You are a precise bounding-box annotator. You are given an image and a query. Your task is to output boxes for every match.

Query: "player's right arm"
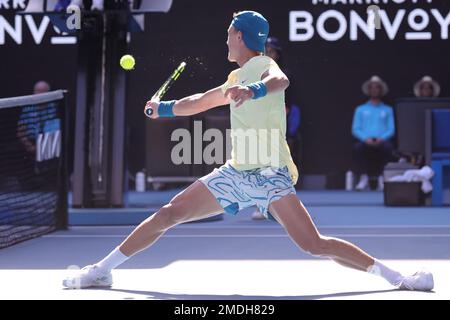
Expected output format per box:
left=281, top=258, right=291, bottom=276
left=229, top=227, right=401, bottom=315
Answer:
left=144, top=86, right=230, bottom=119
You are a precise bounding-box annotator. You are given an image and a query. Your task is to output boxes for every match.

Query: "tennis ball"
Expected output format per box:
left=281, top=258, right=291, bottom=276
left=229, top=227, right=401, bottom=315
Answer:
left=120, top=54, right=135, bottom=70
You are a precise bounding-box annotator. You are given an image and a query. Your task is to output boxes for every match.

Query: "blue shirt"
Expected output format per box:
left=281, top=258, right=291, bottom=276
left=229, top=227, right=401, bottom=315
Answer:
left=352, top=101, right=395, bottom=142
left=287, top=104, right=301, bottom=138
left=18, top=103, right=60, bottom=140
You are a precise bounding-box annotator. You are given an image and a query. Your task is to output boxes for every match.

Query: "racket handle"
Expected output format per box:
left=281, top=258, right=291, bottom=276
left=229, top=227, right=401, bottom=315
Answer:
left=145, top=96, right=160, bottom=117
left=145, top=108, right=153, bottom=117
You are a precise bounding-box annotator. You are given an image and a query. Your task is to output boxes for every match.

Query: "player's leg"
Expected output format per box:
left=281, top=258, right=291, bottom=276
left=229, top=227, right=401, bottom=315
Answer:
left=374, top=140, right=394, bottom=190
left=119, top=181, right=223, bottom=256
left=269, top=195, right=374, bottom=269
left=63, top=181, right=223, bottom=288
left=353, top=142, right=370, bottom=190
left=268, top=194, right=434, bottom=291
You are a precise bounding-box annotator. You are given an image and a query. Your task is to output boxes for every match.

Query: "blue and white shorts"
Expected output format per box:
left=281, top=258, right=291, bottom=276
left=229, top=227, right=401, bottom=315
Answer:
left=199, top=162, right=296, bottom=220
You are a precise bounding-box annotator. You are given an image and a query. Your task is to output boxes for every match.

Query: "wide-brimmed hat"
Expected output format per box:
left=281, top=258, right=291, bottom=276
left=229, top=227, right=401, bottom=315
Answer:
left=362, top=75, right=389, bottom=96
left=414, top=76, right=441, bottom=97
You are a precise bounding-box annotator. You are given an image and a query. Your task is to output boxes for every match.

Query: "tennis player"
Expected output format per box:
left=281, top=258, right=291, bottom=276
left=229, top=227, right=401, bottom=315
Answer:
left=63, top=11, right=433, bottom=291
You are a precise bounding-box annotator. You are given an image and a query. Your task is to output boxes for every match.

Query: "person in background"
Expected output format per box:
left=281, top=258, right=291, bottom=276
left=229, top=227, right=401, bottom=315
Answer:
left=17, top=81, right=51, bottom=154
left=16, top=81, right=60, bottom=190
left=414, top=76, right=441, bottom=98
left=352, top=76, right=395, bottom=191
left=33, top=81, right=51, bottom=94
left=252, top=36, right=302, bottom=220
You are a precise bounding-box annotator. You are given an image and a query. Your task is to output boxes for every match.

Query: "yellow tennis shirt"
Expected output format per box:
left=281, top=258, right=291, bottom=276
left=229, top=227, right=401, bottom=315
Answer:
left=221, top=55, right=299, bottom=184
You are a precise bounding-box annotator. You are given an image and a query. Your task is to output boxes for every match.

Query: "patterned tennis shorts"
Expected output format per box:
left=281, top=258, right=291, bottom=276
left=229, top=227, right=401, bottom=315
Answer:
left=199, top=162, right=296, bottom=220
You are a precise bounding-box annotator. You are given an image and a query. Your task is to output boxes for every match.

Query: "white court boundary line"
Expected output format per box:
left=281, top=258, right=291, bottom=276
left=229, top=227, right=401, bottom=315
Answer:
left=43, top=234, right=450, bottom=238
left=67, top=225, right=450, bottom=229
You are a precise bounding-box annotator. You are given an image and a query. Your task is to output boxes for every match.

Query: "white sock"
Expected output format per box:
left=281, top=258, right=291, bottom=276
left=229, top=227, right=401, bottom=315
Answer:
left=96, top=247, right=129, bottom=273
left=367, top=259, right=403, bottom=286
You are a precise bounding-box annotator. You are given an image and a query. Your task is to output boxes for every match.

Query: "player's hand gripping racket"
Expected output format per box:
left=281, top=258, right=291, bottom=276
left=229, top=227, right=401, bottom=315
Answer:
left=145, top=61, right=187, bottom=117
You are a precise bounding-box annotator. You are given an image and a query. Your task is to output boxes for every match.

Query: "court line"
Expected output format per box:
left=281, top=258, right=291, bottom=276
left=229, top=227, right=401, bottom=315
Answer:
left=43, top=234, right=450, bottom=238
left=177, top=225, right=450, bottom=229
left=67, top=225, right=450, bottom=229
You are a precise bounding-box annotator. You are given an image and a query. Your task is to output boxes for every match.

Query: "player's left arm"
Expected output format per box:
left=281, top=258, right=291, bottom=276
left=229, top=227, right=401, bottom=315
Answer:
left=259, top=66, right=290, bottom=94
left=225, top=65, right=290, bottom=107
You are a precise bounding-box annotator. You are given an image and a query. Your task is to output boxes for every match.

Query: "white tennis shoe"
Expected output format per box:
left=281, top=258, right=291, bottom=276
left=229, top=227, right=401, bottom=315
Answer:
left=399, top=270, right=434, bottom=291
left=62, top=265, right=112, bottom=289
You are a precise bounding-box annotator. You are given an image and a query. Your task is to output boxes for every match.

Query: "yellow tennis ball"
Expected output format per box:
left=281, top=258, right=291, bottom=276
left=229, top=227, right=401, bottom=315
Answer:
left=120, top=54, right=135, bottom=70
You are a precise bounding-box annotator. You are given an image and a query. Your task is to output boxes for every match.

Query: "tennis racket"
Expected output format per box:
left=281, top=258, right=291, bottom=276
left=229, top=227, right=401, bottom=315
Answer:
left=145, top=61, right=187, bottom=117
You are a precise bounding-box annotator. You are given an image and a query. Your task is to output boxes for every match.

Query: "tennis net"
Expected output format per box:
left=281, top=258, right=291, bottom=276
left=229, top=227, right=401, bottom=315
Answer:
left=0, top=90, right=68, bottom=249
